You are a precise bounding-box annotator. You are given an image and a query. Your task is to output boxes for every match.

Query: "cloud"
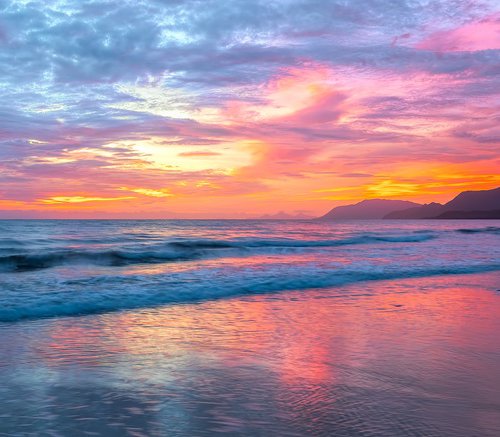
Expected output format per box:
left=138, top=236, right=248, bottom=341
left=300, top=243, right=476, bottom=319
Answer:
left=41, top=196, right=135, bottom=204
left=0, top=0, right=499, bottom=217
left=416, top=13, right=500, bottom=52
left=178, top=151, right=221, bottom=157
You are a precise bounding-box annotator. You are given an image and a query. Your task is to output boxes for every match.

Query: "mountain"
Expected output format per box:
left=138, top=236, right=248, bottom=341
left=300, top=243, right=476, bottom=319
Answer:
left=319, top=199, right=421, bottom=220
left=443, top=187, right=500, bottom=211
left=384, top=202, right=444, bottom=219
left=383, top=187, right=500, bottom=219
left=432, top=210, right=500, bottom=219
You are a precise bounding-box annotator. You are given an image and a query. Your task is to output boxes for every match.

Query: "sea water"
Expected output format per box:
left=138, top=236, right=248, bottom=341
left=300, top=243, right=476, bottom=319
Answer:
left=0, top=219, right=499, bottom=322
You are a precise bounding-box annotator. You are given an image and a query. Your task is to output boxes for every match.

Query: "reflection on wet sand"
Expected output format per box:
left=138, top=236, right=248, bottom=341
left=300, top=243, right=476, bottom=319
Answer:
left=1, top=272, right=500, bottom=436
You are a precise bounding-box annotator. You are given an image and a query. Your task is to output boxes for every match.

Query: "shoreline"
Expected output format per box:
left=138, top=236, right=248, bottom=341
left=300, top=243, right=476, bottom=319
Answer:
left=1, top=272, right=500, bottom=436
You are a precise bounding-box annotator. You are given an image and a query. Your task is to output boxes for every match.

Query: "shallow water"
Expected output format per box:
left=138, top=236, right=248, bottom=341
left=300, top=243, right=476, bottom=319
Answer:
left=0, top=219, right=499, bottom=321
left=1, top=273, right=499, bottom=436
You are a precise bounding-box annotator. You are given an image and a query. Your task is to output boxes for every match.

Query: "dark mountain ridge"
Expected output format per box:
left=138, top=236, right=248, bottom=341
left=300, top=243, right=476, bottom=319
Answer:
left=385, top=202, right=443, bottom=219
left=384, top=187, right=500, bottom=219
left=318, top=187, right=500, bottom=220
left=319, top=199, right=421, bottom=220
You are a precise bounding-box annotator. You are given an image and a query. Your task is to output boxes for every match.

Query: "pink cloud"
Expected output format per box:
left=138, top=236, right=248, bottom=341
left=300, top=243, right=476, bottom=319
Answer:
left=279, top=90, right=347, bottom=125
left=417, top=13, right=500, bottom=52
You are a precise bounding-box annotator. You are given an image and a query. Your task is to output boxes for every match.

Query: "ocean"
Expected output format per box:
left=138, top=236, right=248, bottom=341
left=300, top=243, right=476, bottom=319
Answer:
left=1, top=220, right=500, bottom=435
left=0, top=219, right=499, bottom=322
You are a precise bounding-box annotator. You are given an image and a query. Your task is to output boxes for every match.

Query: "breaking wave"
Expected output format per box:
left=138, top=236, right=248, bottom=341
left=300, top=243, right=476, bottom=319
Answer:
left=1, top=260, right=499, bottom=322
left=0, top=233, right=436, bottom=272
left=455, top=226, right=500, bottom=235
left=1, top=219, right=498, bottom=323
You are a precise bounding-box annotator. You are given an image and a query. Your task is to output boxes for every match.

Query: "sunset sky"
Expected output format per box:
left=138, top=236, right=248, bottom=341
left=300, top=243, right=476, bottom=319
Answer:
left=1, top=0, right=499, bottom=218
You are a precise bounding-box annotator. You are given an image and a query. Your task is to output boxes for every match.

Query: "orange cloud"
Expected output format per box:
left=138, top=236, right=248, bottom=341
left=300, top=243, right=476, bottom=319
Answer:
left=40, top=196, right=135, bottom=204
left=177, top=151, right=221, bottom=157
left=119, top=187, right=173, bottom=198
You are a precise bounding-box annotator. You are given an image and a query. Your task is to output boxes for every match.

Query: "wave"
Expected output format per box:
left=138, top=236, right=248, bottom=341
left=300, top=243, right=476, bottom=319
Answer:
left=1, top=261, right=498, bottom=323
left=0, top=238, right=33, bottom=247
left=455, top=226, right=500, bottom=235
left=0, top=248, right=203, bottom=272
left=0, top=233, right=437, bottom=272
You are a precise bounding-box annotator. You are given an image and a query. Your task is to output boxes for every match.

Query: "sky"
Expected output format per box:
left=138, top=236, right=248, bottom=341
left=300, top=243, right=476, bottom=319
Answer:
left=0, top=0, right=499, bottom=218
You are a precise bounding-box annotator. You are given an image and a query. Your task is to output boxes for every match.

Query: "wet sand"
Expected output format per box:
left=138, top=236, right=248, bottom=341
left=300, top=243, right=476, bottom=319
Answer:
left=1, top=272, right=500, bottom=436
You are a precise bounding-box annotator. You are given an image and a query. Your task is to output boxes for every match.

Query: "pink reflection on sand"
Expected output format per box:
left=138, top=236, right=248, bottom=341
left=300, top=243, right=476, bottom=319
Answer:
left=34, top=273, right=500, bottom=399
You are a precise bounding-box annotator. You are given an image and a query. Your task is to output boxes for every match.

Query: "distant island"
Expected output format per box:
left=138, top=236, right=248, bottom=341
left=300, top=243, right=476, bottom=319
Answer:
left=257, top=211, right=313, bottom=220
left=318, top=187, right=500, bottom=220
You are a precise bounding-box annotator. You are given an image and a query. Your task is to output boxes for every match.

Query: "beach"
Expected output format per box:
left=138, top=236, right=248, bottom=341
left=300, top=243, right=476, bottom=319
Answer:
left=1, top=272, right=500, bottom=436
left=1, top=219, right=499, bottom=435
